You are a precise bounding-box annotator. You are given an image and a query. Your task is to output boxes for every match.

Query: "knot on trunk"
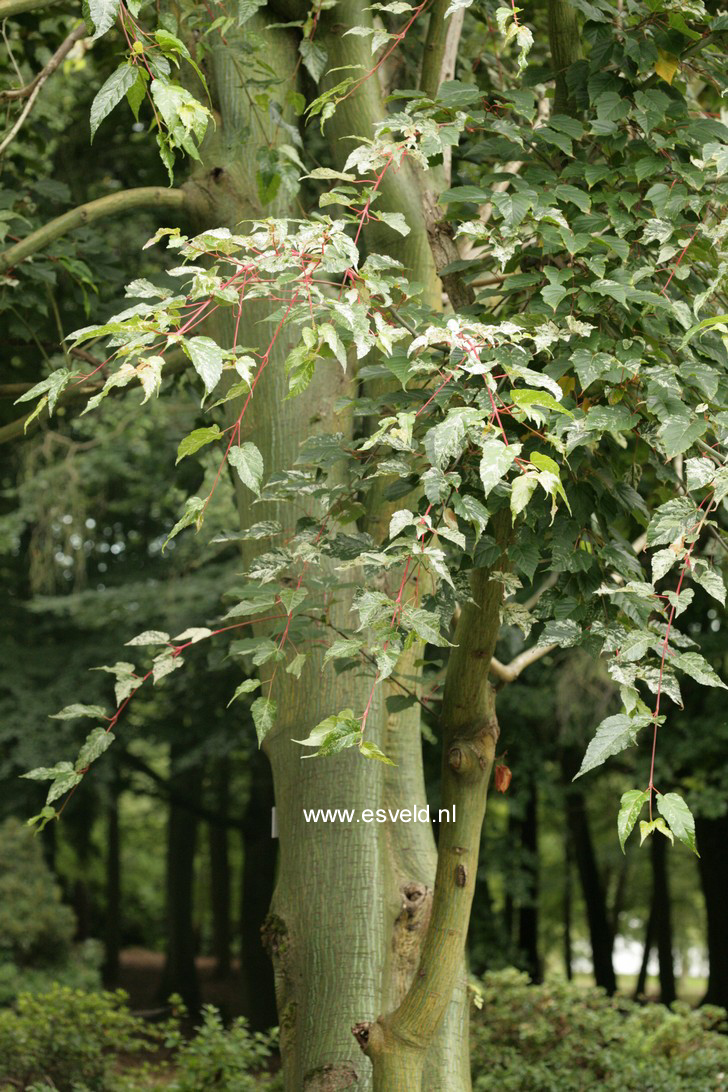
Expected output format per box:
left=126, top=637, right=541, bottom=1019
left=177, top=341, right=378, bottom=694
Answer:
left=448, top=718, right=500, bottom=779
left=303, top=1062, right=359, bottom=1090
left=352, top=1019, right=385, bottom=1056
left=260, top=912, right=288, bottom=959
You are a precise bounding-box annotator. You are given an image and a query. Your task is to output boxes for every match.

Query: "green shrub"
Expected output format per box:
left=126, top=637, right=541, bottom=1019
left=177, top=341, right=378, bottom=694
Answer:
left=471, top=969, right=728, bottom=1092
left=0, top=820, right=75, bottom=968
left=164, top=1005, right=279, bottom=1091
left=0, top=940, right=103, bottom=1008
left=0, top=985, right=153, bottom=1091
left=0, top=987, right=281, bottom=1091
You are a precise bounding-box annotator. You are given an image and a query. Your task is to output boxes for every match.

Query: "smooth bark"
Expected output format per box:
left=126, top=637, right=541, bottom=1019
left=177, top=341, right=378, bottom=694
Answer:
left=357, top=555, right=506, bottom=1090
left=0, top=188, right=187, bottom=274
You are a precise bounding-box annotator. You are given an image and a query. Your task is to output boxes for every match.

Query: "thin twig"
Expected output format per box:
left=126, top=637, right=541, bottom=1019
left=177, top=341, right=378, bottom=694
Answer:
left=0, top=24, right=85, bottom=155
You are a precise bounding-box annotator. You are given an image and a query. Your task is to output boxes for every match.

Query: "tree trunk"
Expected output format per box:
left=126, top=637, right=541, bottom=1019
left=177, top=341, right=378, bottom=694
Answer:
left=696, top=813, right=728, bottom=1009
left=181, top=10, right=469, bottom=1086
left=563, top=826, right=573, bottom=981
left=241, top=746, right=277, bottom=1032
left=547, top=0, right=582, bottom=116
left=208, top=760, right=232, bottom=979
left=516, top=778, right=541, bottom=983
left=159, top=741, right=202, bottom=1010
left=635, top=909, right=655, bottom=1000
left=561, top=755, right=616, bottom=994
left=103, top=777, right=121, bottom=987
left=651, top=833, right=676, bottom=1005
left=356, top=558, right=505, bottom=1090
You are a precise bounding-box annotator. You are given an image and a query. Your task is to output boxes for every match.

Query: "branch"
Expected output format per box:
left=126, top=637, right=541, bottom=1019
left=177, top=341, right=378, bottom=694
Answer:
left=489, top=642, right=557, bottom=685
left=419, top=0, right=463, bottom=99
left=0, top=349, right=188, bottom=445
left=0, top=24, right=84, bottom=154
left=0, top=187, right=187, bottom=274
left=356, top=516, right=511, bottom=1084
left=0, top=0, right=59, bottom=15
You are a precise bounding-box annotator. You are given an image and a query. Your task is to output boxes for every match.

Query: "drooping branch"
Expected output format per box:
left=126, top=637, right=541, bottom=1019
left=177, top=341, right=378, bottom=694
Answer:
left=0, top=24, right=85, bottom=154
left=0, top=187, right=188, bottom=274
left=0, top=349, right=188, bottom=445
left=547, top=0, right=582, bottom=116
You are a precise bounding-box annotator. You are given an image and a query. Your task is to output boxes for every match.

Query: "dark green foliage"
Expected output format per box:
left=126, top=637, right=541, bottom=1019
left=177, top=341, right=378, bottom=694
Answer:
left=0, top=988, right=280, bottom=1092
left=0, top=819, right=102, bottom=1006
left=472, top=969, right=728, bottom=1091
left=0, top=819, right=75, bottom=967
left=0, top=986, right=151, bottom=1091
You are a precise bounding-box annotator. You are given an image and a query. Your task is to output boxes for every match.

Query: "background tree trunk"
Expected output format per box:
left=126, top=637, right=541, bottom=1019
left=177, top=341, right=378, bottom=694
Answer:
left=241, top=746, right=277, bottom=1031
left=696, top=813, right=728, bottom=1010
left=103, top=776, right=121, bottom=987
left=159, top=741, right=202, bottom=1010
left=561, top=753, right=616, bottom=994
left=651, top=833, right=676, bottom=1005
left=208, top=760, right=232, bottom=979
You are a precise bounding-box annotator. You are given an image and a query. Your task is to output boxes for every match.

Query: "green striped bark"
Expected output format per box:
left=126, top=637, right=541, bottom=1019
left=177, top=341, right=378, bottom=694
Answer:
left=183, top=8, right=470, bottom=1088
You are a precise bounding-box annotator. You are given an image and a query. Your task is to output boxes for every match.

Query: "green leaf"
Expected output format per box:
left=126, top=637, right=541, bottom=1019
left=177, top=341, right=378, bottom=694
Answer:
left=176, top=425, right=222, bottom=464
left=479, top=438, right=516, bottom=497
left=164, top=496, right=205, bottom=548
left=322, top=638, right=364, bottom=666
left=689, top=561, right=726, bottom=606
left=511, top=473, right=538, bottom=517
left=359, top=740, right=396, bottom=765
left=656, top=792, right=699, bottom=855
left=27, top=807, right=58, bottom=832
left=279, top=587, right=307, bottom=614
left=400, top=605, right=450, bottom=646
left=227, top=678, right=261, bottom=706
left=90, top=65, right=137, bottom=140
left=126, top=68, right=149, bottom=121
left=88, top=0, right=120, bottom=38
left=377, top=211, right=410, bottom=236
left=299, top=39, right=327, bottom=82
left=14, top=369, right=72, bottom=415
left=294, top=710, right=361, bottom=756
left=646, top=498, right=697, bottom=547
left=75, top=727, right=115, bottom=771
left=22, top=761, right=75, bottom=782
left=125, top=630, right=171, bottom=646
left=185, top=336, right=224, bottom=393
left=617, top=788, right=649, bottom=852
left=658, top=415, right=708, bottom=458
left=286, top=653, right=307, bottom=678
left=46, top=771, right=83, bottom=805
left=511, top=389, right=572, bottom=417
left=49, top=704, right=108, bottom=721
left=228, top=442, right=264, bottom=495
left=575, top=713, right=653, bottom=779
left=251, top=696, right=276, bottom=746
left=672, top=651, right=727, bottom=690
left=640, top=817, right=673, bottom=846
